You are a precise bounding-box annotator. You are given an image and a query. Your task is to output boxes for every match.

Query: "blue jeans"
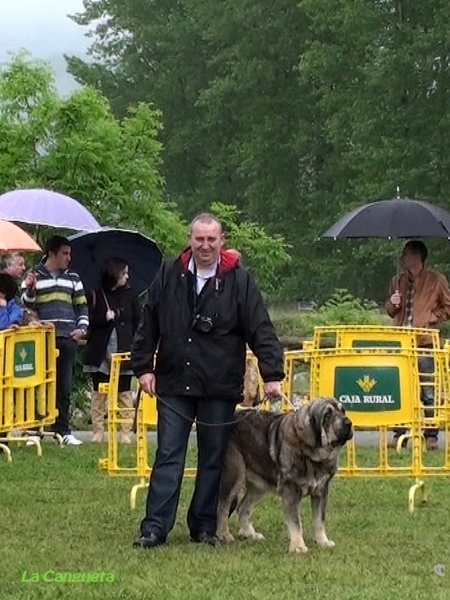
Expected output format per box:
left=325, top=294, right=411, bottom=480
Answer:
left=140, top=395, right=237, bottom=540
left=54, top=337, right=77, bottom=436
left=394, top=354, right=438, bottom=439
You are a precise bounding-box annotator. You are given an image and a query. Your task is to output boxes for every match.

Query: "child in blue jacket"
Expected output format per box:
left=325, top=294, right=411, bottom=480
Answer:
left=0, top=272, right=24, bottom=330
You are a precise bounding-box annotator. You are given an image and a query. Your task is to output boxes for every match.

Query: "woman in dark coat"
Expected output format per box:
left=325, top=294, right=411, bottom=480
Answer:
left=84, top=257, right=141, bottom=443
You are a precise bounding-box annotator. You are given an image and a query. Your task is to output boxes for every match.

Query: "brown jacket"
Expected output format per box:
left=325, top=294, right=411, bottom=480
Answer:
left=385, top=268, right=450, bottom=341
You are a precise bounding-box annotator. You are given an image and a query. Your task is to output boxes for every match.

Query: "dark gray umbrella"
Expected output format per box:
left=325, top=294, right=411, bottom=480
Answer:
left=68, top=228, right=162, bottom=295
left=321, top=198, right=450, bottom=239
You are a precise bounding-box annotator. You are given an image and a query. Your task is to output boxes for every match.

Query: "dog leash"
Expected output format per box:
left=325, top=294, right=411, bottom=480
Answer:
left=134, top=391, right=295, bottom=428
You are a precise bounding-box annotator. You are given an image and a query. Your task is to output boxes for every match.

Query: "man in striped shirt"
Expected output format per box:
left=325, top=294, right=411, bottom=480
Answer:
left=21, top=235, right=89, bottom=445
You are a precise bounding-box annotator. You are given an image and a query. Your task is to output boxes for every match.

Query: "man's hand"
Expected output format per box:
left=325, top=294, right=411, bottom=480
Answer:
left=390, top=290, right=402, bottom=308
left=70, top=328, right=86, bottom=342
left=263, top=381, right=282, bottom=399
left=25, top=270, right=36, bottom=291
left=139, top=373, right=156, bottom=396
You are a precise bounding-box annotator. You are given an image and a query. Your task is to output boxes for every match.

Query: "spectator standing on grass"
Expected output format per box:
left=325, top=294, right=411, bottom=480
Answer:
left=386, top=240, right=450, bottom=450
left=83, top=257, right=141, bottom=444
left=21, top=235, right=88, bottom=446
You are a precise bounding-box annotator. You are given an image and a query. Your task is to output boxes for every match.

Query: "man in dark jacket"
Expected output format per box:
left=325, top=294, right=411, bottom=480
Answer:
left=132, top=213, right=284, bottom=548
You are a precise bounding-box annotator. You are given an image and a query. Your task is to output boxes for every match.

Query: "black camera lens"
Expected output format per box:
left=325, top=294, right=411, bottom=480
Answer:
left=192, top=314, right=214, bottom=333
left=198, top=316, right=213, bottom=333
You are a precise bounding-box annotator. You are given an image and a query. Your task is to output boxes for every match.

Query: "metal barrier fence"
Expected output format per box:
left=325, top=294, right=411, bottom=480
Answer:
left=0, top=325, right=58, bottom=461
left=99, top=326, right=450, bottom=511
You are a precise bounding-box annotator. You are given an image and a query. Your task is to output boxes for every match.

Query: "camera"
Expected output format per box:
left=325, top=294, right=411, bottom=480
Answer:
left=192, top=313, right=214, bottom=333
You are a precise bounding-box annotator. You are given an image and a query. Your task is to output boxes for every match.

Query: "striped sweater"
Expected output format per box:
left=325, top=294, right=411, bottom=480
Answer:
left=21, top=262, right=89, bottom=338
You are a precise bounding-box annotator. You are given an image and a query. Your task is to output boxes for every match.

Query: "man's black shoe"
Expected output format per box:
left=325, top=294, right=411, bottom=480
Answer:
left=133, top=532, right=166, bottom=549
left=190, top=532, right=221, bottom=547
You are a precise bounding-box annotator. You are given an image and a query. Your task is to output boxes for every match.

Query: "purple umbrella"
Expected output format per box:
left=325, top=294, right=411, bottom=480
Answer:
left=0, top=188, right=101, bottom=231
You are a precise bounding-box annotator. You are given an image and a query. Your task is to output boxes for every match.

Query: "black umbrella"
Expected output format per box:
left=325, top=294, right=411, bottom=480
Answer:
left=321, top=198, right=450, bottom=239
left=68, top=228, right=163, bottom=295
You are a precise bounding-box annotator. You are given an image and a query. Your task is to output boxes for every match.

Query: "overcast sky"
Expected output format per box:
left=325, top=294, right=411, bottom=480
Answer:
left=0, top=0, right=90, bottom=93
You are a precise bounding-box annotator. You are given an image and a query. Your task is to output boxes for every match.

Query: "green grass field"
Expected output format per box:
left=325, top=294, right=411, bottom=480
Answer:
left=1, top=443, right=450, bottom=600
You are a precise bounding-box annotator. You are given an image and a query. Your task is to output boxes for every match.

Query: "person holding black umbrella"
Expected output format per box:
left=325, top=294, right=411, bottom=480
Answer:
left=385, top=240, right=450, bottom=450
left=83, top=257, right=141, bottom=443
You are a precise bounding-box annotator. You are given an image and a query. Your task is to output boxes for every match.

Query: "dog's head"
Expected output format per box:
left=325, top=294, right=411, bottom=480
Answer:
left=287, top=397, right=353, bottom=455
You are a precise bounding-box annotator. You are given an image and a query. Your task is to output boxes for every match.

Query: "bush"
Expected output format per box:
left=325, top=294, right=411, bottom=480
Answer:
left=271, top=289, right=389, bottom=342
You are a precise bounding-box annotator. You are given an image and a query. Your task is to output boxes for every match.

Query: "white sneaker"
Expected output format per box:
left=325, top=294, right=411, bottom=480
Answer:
left=26, top=435, right=42, bottom=447
left=62, top=434, right=83, bottom=446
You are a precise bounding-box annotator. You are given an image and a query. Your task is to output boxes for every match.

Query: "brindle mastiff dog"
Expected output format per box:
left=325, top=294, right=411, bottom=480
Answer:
left=217, top=397, right=353, bottom=553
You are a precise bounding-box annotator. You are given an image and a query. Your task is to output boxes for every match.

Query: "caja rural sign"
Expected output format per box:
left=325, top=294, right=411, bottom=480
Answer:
left=334, top=366, right=401, bottom=411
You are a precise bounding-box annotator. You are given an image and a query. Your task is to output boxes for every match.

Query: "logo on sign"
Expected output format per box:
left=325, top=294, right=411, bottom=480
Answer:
left=356, top=375, right=377, bottom=393
left=14, top=341, right=36, bottom=378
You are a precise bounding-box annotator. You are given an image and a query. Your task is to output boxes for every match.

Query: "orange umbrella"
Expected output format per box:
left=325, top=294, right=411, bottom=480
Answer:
left=0, top=219, right=41, bottom=253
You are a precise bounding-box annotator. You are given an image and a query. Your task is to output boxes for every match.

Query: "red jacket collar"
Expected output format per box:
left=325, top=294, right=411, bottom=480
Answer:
left=180, top=249, right=240, bottom=275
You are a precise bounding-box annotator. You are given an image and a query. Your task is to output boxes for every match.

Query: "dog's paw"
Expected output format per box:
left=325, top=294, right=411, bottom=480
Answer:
left=289, top=542, right=309, bottom=554
left=316, top=539, right=335, bottom=549
left=238, top=528, right=265, bottom=540
left=220, top=532, right=235, bottom=543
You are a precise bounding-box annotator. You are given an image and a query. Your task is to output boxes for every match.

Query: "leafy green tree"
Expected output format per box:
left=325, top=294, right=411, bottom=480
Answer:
left=68, top=0, right=320, bottom=296
left=68, top=0, right=450, bottom=303
left=211, top=202, right=291, bottom=296
left=0, top=52, right=187, bottom=256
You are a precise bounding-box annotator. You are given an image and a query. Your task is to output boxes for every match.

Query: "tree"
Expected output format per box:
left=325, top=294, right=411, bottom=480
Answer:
left=68, top=0, right=450, bottom=303
left=68, top=0, right=321, bottom=297
left=0, top=52, right=187, bottom=256
left=210, top=202, right=291, bottom=297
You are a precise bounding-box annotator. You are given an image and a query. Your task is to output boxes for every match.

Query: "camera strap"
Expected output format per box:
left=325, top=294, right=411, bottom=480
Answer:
left=191, top=261, right=220, bottom=319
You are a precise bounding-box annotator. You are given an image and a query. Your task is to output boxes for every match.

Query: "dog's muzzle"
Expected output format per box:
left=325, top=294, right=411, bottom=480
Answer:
left=340, top=417, right=354, bottom=441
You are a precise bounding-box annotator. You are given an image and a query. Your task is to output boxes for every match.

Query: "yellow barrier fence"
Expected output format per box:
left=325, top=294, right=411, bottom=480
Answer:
left=98, top=352, right=197, bottom=508
left=289, top=325, right=450, bottom=511
left=100, top=326, right=450, bottom=511
left=0, top=325, right=59, bottom=461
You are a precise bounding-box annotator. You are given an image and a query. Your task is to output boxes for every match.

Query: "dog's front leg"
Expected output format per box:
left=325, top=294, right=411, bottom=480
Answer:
left=281, top=486, right=307, bottom=554
left=311, top=483, right=334, bottom=548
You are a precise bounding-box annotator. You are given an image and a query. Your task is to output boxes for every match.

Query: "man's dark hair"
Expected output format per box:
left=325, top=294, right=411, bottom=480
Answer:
left=100, top=257, right=128, bottom=292
left=45, top=235, right=71, bottom=255
left=403, top=240, right=428, bottom=263
left=0, top=273, right=18, bottom=301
